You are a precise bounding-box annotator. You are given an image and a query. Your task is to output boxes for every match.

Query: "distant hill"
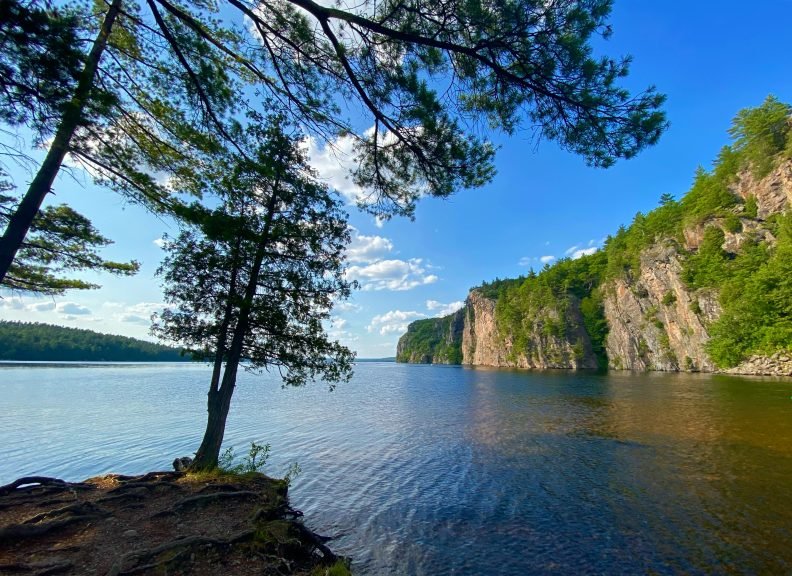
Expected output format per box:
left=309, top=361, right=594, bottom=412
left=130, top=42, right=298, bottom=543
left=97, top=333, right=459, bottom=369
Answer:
left=0, top=321, right=189, bottom=362
left=355, top=357, right=396, bottom=362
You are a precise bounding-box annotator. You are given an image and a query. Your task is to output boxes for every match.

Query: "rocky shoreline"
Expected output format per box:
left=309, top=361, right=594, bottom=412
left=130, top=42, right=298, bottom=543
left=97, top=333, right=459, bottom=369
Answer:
left=0, top=471, right=349, bottom=576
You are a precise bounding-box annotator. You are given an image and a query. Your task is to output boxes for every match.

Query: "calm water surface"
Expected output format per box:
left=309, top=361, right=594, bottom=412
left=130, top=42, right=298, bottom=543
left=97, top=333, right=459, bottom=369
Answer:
left=1, top=362, right=791, bottom=575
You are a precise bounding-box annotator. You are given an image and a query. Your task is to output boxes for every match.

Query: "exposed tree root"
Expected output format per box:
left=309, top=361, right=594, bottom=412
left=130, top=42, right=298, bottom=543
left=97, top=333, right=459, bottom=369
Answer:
left=108, top=529, right=255, bottom=575
left=172, top=490, right=257, bottom=510
left=0, top=471, right=346, bottom=575
left=0, top=560, right=74, bottom=575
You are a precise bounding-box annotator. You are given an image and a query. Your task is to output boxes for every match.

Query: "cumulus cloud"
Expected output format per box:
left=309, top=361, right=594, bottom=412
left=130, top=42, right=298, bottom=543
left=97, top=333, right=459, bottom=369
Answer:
left=300, top=134, right=363, bottom=204
left=0, top=299, right=25, bottom=310
left=571, top=247, right=598, bottom=259
left=565, top=239, right=602, bottom=260
left=368, top=310, right=426, bottom=335
left=374, top=216, right=385, bottom=229
left=153, top=237, right=166, bottom=248
left=29, top=301, right=56, bottom=312
left=426, top=300, right=464, bottom=317
left=103, top=301, right=164, bottom=325
left=519, top=255, right=556, bottom=267
left=56, top=302, right=91, bottom=315
left=347, top=258, right=437, bottom=291
left=346, top=231, right=393, bottom=263
left=119, top=314, right=151, bottom=325
left=334, top=301, right=361, bottom=313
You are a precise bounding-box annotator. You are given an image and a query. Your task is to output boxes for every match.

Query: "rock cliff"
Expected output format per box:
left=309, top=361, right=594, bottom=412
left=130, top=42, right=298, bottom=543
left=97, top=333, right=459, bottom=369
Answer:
left=460, top=290, right=599, bottom=369
left=397, top=155, right=792, bottom=376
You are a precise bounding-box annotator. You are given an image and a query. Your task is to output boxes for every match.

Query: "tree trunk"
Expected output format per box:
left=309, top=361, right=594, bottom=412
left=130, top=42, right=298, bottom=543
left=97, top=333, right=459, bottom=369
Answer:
left=0, top=0, right=122, bottom=284
left=189, top=180, right=282, bottom=471
left=190, top=387, right=234, bottom=470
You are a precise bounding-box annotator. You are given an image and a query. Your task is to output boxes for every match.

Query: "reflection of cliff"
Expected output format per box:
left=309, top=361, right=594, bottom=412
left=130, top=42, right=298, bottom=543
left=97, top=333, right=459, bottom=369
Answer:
left=397, top=157, right=792, bottom=376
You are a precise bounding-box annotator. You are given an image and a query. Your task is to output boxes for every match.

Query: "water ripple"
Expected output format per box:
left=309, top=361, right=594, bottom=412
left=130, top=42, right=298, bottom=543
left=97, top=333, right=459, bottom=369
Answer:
left=2, top=363, right=792, bottom=574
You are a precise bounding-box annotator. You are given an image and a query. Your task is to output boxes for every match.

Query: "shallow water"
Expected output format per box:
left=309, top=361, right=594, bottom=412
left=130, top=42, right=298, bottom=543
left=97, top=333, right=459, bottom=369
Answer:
left=1, top=362, right=791, bottom=574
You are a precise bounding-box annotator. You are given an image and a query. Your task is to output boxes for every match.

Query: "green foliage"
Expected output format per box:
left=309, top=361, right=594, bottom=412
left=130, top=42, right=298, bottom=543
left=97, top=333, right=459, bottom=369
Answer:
left=728, top=95, right=792, bottom=177
left=153, top=118, right=355, bottom=388
left=661, top=291, right=677, bottom=306
left=0, top=172, right=139, bottom=295
left=0, top=0, right=85, bottom=138
left=744, top=195, right=758, bottom=218
left=705, top=212, right=792, bottom=366
left=723, top=214, right=743, bottom=233
left=311, top=560, right=352, bottom=576
left=219, top=442, right=271, bottom=475
left=494, top=251, right=608, bottom=366
left=0, top=321, right=186, bottom=361
left=681, top=227, right=729, bottom=289
left=396, top=314, right=462, bottom=364
left=603, top=97, right=791, bottom=283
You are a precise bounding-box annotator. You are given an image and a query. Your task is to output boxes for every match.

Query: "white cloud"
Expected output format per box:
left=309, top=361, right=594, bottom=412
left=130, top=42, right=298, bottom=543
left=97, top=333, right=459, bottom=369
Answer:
left=103, top=301, right=164, bottom=325
left=0, top=299, right=25, bottom=310
left=29, top=301, right=56, bottom=312
left=347, top=258, right=437, bottom=291
left=368, top=310, right=426, bottom=335
left=153, top=237, right=166, bottom=248
left=569, top=247, right=598, bottom=260
left=119, top=314, right=151, bottom=325
left=346, top=231, right=393, bottom=263
left=334, top=301, right=361, bottom=313
left=56, top=302, right=91, bottom=316
left=301, top=134, right=363, bottom=204
left=374, top=216, right=385, bottom=229
left=426, top=299, right=464, bottom=317
left=518, top=255, right=555, bottom=267
left=331, top=317, right=348, bottom=329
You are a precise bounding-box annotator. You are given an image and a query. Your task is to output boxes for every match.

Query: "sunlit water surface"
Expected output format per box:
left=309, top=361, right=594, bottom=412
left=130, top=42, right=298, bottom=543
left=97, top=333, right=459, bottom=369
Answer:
left=1, top=362, right=791, bottom=574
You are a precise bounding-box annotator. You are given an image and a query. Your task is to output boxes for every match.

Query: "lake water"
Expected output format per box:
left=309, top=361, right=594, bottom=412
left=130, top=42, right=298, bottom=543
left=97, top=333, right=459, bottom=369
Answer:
left=1, top=362, right=791, bottom=574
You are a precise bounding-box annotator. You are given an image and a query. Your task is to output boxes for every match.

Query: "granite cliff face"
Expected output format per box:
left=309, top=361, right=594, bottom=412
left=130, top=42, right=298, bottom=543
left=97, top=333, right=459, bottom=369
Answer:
left=460, top=290, right=599, bottom=369
left=396, top=160, right=792, bottom=376
left=602, top=242, right=720, bottom=372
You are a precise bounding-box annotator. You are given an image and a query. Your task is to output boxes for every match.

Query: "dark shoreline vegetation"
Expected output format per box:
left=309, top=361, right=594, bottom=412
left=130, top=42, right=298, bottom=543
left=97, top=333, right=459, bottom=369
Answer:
left=0, top=321, right=188, bottom=362
left=398, top=98, right=792, bottom=371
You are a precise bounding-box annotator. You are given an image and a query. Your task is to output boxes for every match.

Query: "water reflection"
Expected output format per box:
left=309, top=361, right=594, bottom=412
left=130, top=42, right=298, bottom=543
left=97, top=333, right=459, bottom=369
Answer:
left=1, top=363, right=791, bottom=574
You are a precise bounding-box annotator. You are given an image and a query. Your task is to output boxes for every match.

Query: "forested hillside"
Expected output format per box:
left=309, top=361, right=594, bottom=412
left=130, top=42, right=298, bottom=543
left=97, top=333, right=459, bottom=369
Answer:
left=0, top=321, right=188, bottom=361
left=398, top=97, right=792, bottom=374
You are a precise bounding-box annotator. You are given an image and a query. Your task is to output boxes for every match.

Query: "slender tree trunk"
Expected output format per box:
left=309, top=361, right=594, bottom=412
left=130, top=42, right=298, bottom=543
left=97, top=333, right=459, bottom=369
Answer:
left=0, top=0, right=122, bottom=284
left=190, top=183, right=282, bottom=471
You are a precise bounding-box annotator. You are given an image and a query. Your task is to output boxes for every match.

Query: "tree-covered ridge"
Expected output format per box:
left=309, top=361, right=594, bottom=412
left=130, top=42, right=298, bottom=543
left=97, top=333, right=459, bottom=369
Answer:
left=406, top=97, right=791, bottom=370
left=602, top=96, right=792, bottom=367
left=491, top=251, right=609, bottom=368
left=396, top=314, right=462, bottom=364
left=0, top=321, right=188, bottom=361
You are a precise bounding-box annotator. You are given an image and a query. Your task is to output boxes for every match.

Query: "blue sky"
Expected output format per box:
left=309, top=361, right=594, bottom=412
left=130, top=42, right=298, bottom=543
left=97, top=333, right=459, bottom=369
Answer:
left=2, top=1, right=792, bottom=357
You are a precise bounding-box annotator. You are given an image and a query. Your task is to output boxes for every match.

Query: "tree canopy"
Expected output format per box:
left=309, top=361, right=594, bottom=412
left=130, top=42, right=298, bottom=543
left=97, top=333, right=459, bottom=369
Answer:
left=0, top=0, right=667, bottom=292
left=152, top=116, right=355, bottom=469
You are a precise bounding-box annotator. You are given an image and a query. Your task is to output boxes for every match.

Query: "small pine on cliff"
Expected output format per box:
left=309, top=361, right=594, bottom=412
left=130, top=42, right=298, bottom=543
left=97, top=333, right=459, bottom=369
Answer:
left=397, top=96, right=792, bottom=374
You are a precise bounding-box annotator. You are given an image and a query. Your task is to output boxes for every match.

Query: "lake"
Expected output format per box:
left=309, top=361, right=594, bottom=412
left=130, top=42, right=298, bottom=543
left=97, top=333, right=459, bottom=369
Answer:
left=1, top=362, right=791, bottom=574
